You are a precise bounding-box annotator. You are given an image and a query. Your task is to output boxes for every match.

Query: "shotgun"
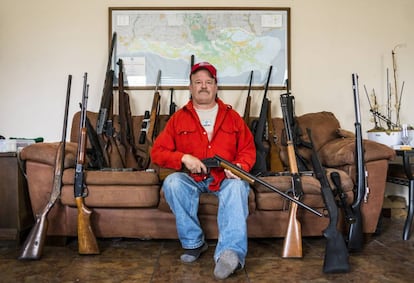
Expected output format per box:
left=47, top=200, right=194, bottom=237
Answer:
left=348, top=73, right=366, bottom=252
left=74, top=73, right=100, bottom=255
left=243, top=70, right=253, bottom=125
left=203, top=156, right=322, bottom=217
left=280, top=91, right=304, bottom=258
left=18, top=74, right=72, bottom=260
left=307, top=128, right=350, bottom=273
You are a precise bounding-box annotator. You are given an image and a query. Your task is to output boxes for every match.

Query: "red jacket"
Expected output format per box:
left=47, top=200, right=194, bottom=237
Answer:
left=151, top=98, right=256, bottom=191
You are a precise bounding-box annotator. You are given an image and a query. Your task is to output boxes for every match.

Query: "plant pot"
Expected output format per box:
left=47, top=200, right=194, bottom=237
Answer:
left=367, top=130, right=401, bottom=147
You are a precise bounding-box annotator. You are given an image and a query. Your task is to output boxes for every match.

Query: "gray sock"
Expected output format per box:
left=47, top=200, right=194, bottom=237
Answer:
left=214, top=250, right=240, bottom=280
left=180, top=242, right=208, bottom=263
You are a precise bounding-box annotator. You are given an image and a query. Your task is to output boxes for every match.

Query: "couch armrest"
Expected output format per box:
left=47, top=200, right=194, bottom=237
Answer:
left=19, top=141, right=78, bottom=168
left=319, top=137, right=396, bottom=167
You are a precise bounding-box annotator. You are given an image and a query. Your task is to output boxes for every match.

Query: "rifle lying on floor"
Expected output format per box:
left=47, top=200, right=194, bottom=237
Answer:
left=19, top=75, right=72, bottom=260
left=74, top=73, right=100, bottom=255
left=202, top=156, right=322, bottom=217
left=307, top=128, right=350, bottom=273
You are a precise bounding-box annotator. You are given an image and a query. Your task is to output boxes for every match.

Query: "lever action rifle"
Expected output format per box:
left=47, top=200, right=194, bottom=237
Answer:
left=19, top=75, right=72, bottom=260
left=243, top=70, right=253, bottom=125
left=74, top=73, right=100, bottom=255
left=202, top=155, right=322, bottom=217
left=348, top=73, right=366, bottom=252
left=250, top=66, right=272, bottom=176
left=280, top=91, right=304, bottom=258
left=307, top=128, right=350, bottom=273
left=139, top=70, right=161, bottom=168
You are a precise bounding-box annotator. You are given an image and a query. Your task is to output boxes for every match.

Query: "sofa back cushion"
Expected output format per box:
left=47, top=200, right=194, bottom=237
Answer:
left=272, top=111, right=341, bottom=167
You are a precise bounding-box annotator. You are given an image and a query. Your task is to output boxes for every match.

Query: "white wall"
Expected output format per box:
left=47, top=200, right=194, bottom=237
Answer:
left=1, top=0, right=413, bottom=141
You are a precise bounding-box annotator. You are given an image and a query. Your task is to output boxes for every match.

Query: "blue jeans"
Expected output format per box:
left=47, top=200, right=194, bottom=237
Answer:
left=162, top=172, right=250, bottom=266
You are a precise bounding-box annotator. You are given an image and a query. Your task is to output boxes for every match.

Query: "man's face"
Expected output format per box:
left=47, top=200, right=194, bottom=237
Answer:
left=189, top=69, right=218, bottom=108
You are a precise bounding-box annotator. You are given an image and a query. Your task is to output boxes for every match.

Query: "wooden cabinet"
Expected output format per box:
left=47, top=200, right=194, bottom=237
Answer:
left=0, top=152, right=34, bottom=243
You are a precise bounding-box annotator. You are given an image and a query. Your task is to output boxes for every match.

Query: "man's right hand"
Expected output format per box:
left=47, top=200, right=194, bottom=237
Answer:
left=181, top=154, right=208, bottom=174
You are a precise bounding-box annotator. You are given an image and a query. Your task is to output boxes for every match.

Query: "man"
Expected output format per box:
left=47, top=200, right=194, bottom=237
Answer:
left=150, top=62, right=256, bottom=280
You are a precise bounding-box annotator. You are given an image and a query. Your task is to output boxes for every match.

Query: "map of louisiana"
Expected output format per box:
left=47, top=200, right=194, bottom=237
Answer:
left=110, top=9, right=289, bottom=88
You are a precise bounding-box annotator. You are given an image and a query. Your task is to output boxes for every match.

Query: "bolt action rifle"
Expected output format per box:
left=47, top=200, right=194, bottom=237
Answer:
left=19, top=75, right=72, bottom=260
left=348, top=73, right=367, bottom=252
left=139, top=70, right=161, bottom=168
left=74, top=73, right=100, bottom=255
left=307, top=128, right=350, bottom=273
left=280, top=91, right=305, bottom=258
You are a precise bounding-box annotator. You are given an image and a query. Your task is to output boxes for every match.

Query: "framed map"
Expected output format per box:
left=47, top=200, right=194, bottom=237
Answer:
left=109, top=7, right=290, bottom=89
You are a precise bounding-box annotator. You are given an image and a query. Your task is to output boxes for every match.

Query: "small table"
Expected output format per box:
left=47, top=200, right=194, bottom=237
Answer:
left=0, top=152, right=34, bottom=243
left=387, top=149, right=414, bottom=240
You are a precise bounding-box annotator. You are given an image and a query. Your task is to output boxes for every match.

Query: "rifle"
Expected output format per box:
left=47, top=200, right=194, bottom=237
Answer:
left=281, top=82, right=311, bottom=171
left=307, top=128, right=350, bottom=273
left=140, top=70, right=161, bottom=168
left=330, top=172, right=356, bottom=225
left=19, top=74, right=72, bottom=260
left=74, top=73, right=100, bottom=255
left=267, top=99, right=284, bottom=172
left=250, top=66, right=272, bottom=176
left=95, top=32, right=117, bottom=167
left=348, top=73, right=366, bottom=252
left=85, top=117, right=107, bottom=169
left=202, top=155, right=322, bottom=217
left=169, top=88, right=176, bottom=116
left=280, top=91, right=304, bottom=258
left=117, top=58, right=139, bottom=169
left=243, top=70, right=253, bottom=125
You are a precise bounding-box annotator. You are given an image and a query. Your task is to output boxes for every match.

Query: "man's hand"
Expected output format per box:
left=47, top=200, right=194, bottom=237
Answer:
left=224, top=163, right=241, bottom=179
left=182, top=154, right=208, bottom=174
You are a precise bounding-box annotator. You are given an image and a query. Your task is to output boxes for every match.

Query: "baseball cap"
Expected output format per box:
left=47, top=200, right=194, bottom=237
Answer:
left=190, top=62, right=217, bottom=81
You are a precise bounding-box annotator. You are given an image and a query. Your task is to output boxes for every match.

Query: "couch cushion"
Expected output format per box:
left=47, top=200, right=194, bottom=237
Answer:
left=60, top=168, right=160, bottom=208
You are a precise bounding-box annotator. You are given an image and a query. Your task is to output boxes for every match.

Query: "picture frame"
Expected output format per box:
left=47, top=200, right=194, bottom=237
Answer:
left=109, top=7, right=290, bottom=90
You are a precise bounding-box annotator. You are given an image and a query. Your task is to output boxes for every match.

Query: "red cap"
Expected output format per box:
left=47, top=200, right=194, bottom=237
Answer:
left=190, top=62, right=217, bottom=81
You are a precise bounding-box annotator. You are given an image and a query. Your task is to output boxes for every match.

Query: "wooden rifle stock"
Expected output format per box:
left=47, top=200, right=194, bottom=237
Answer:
left=307, top=128, right=350, bottom=273
left=243, top=70, right=253, bottom=125
left=348, top=73, right=366, bottom=252
left=19, top=75, right=72, bottom=260
left=280, top=92, right=303, bottom=258
left=74, top=73, right=99, bottom=255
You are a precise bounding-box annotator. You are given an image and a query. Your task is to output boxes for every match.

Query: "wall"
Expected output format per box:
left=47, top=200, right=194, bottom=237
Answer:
left=0, top=0, right=413, bottom=141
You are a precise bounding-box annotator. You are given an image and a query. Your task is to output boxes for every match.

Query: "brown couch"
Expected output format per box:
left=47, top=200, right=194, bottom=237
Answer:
left=20, top=111, right=395, bottom=241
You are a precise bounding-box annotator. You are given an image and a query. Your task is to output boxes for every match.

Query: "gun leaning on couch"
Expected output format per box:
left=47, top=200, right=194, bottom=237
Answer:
left=74, top=73, right=100, bottom=255
left=307, top=128, right=350, bottom=273
left=19, top=75, right=72, bottom=260
left=347, top=73, right=367, bottom=252
left=139, top=70, right=161, bottom=169
left=279, top=92, right=305, bottom=258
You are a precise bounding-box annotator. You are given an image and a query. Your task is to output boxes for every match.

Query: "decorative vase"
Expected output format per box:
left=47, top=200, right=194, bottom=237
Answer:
left=367, top=129, right=402, bottom=147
